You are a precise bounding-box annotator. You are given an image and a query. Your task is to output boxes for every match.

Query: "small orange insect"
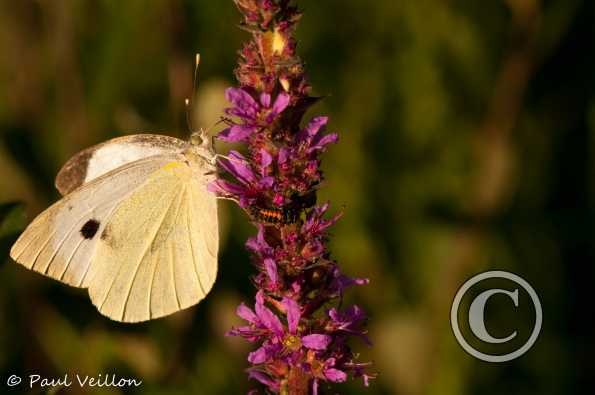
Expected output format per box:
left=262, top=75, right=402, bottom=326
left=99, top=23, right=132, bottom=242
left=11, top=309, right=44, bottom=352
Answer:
left=250, top=206, right=299, bottom=224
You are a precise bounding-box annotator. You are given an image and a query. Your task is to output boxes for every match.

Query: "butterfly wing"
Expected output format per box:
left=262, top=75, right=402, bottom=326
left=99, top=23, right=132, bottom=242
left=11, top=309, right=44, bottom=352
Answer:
left=87, top=161, right=218, bottom=323
left=55, top=134, right=187, bottom=195
left=10, top=154, right=183, bottom=287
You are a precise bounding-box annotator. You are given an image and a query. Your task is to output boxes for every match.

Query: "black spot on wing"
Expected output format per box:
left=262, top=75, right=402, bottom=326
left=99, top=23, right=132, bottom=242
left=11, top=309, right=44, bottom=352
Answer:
left=80, top=219, right=100, bottom=239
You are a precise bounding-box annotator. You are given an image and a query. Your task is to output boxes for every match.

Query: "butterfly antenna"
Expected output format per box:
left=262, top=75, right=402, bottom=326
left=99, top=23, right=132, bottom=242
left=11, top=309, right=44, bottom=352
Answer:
left=185, top=53, right=202, bottom=135
left=184, top=98, right=194, bottom=133
left=202, top=110, right=230, bottom=149
left=193, top=53, right=201, bottom=100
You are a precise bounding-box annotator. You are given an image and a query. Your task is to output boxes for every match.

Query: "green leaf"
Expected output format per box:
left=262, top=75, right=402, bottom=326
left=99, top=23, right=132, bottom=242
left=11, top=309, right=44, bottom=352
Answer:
left=0, top=202, right=26, bottom=264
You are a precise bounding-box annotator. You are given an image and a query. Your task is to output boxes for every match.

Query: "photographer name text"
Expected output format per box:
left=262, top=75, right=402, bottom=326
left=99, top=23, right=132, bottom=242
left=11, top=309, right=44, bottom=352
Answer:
left=6, top=373, right=142, bottom=388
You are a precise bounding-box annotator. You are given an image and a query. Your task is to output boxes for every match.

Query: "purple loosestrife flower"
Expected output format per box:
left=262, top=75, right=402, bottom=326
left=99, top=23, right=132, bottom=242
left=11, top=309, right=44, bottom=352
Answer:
left=207, top=151, right=274, bottom=207
left=219, top=88, right=290, bottom=142
left=215, top=0, right=375, bottom=393
left=229, top=293, right=332, bottom=364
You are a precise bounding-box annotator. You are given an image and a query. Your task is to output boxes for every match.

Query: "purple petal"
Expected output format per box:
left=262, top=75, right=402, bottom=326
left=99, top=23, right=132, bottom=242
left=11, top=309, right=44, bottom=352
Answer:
left=264, top=258, right=278, bottom=285
left=344, top=305, right=367, bottom=322
left=247, top=225, right=273, bottom=255
left=282, top=297, right=301, bottom=334
left=301, top=240, right=324, bottom=260
left=363, top=374, right=372, bottom=387
left=207, top=179, right=245, bottom=196
left=218, top=157, right=256, bottom=185
left=305, top=202, right=329, bottom=226
left=278, top=148, right=289, bottom=164
left=306, top=116, right=329, bottom=137
left=322, top=210, right=344, bottom=231
left=290, top=281, right=301, bottom=293
left=225, top=87, right=259, bottom=117
left=297, top=116, right=328, bottom=141
left=327, top=305, right=371, bottom=344
left=308, top=133, right=338, bottom=153
left=260, top=148, right=273, bottom=169
left=246, top=237, right=259, bottom=253
left=229, top=150, right=248, bottom=161
left=258, top=176, right=275, bottom=189
left=217, top=124, right=256, bottom=142
left=317, top=202, right=330, bottom=214
left=255, top=291, right=284, bottom=336
left=260, top=92, right=271, bottom=108
left=335, top=273, right=370, bottom=291
left=271, top=92, right=290, bottom=116
left=273, top=194, right=285, bottom=206
left=238, top=196, right=256, bottom=208
left=224, top=107, right=256, bottom=120
left=226, top=326, right=260, bottom=341
left=256, top=225, right=269, bottom=250
left=303, top=204, right=343, bottom=235
left=328, top=308, right=340, bottom=322
left=248, top=346, right=268, bottom=364
left=237, top=303, right=258, bottom=324
left=302, top=334, right=332, bottom=350
left=324, top=368, right=347, bottom=382
left=248, top=370, right=278, bottom=388
left=312, top=379, right=319, bottom=395
left=255, top=290, right=265, bottom=306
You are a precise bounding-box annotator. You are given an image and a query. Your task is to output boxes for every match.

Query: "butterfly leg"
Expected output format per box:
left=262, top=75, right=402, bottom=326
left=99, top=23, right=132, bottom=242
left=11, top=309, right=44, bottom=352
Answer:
left=215, top=195, right=240, bottom=203
left=209, top=153, right=234, bottom=166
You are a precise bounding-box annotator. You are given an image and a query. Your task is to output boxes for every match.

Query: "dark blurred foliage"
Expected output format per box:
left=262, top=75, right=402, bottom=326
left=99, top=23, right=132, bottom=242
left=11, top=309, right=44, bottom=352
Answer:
left=0, top=0, right=593, bottom=394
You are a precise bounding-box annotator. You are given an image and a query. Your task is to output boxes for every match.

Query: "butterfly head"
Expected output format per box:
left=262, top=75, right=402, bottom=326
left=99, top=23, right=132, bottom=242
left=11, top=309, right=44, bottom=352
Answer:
left=187, top=129, right=216, bottom=170
left=189, top=127, right=209, bottom=146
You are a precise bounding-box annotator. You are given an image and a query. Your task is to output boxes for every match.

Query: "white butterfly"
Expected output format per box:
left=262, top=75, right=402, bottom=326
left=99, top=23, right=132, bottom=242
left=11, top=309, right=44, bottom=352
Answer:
left=10, top=131, right=219, bottom=323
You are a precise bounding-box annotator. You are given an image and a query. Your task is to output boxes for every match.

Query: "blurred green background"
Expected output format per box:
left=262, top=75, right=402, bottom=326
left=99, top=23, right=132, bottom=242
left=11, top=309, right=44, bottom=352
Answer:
left=0, top=0, right=593, bottom=394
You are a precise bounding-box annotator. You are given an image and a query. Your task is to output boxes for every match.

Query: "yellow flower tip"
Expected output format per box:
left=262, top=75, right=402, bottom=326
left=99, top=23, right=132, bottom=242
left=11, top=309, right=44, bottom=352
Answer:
left=280, top=77, right=290, bottom=92
left=272, top=28, right=286, bottom=55
left=283, top=335, right=302, bottom=351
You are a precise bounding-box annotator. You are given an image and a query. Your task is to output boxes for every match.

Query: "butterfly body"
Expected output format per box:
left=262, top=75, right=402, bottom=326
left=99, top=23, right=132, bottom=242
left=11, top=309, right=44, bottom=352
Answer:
left=10, top=132, right=219, bottom=323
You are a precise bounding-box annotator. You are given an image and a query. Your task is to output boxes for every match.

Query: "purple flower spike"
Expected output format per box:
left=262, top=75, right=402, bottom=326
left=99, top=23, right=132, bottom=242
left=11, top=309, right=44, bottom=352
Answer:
left=218, top=88, right=291, bottom=142
left=217, top=0, right=374, bottom=392
left=208, top=151, right=280, bottom=207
